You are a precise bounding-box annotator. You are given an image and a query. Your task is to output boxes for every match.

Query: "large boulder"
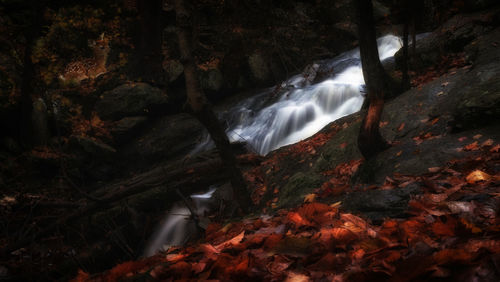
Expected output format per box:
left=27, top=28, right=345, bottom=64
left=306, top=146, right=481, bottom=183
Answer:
left=121, top=113, right=205, bottom=169
left=110, top=116, right=148, bottom=143
left=343, top=183, right=422, bottom=222
left=453, top=28, right=500, bottom=130
left=248, top=52, right=272, bottom=84
left=394, top=10, right=497, bottom=70
left=95, top=83, right=169, bottom=121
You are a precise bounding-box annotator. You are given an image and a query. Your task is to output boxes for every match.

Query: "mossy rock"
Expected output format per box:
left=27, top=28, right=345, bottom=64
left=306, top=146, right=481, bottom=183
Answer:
left=314, top=121, right=362, bottom=173
left=278, top=172, right=322, bottom=208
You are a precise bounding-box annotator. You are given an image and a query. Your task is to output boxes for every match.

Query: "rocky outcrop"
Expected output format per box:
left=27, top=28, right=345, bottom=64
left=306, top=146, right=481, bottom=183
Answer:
left=394, top=8, right=499, bottom=70
left=95, top=83, right=169, bottom=121
left=120, top=113, right=204, bottom=169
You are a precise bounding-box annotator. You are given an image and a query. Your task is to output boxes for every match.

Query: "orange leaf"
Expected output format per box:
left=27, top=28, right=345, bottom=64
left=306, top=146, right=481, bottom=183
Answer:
left=429, top=117, right=439, bottom=125
left=427, top=167, right=441, bottom=173
left=465, top=170, right=491, bottom=184
left=397, top=122, right=405, bottom=131
left=303, top=193, right=316, bottom=203
left=481, top=139, right=494, bottom=147
left=287, top=212, right=310, bottom=227
left=463, top=141, right=479, bottom=151
left=490, top=144, right=500, bottom=152
left=215, top=231, right=245, bottom=251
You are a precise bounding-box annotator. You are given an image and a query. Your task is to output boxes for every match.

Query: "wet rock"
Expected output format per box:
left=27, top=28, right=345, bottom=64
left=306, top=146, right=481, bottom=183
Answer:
left=200, top=68, right=224, bottom=92
left=95, top=83, right=169, bottom=121
left=395, top=11, right=496, bottom=70
left=70, top=136, right=117, bottom=158
left=248, top=52, right=271, bottom=84
left=164, top=59, right=184, bottom=82
left=454, top=77, right=500, bottom=130
left=343, top=183, right=422, bottom=222
left=464, top=0, right=499, bottom=11
left=111, top=116, right=148, bottom=143
left=121, top=113, right=204, bottom=169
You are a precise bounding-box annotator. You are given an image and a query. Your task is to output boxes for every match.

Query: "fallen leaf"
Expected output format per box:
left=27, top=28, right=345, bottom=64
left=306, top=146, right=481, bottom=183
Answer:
left=428, top=167, right=441, bottom=173
left=285, top=272, right=310, bottom=282
left=463, top=141, right=479, bottom=151
left=215, top=231, right=245, bottom=251
left=491, top=144, right=500, bottom=152
left=459, top=218, right=482, bottom=234
left=303, top=193, right=316, bottom=203
left=330, top=201, right=342, bottom=208
left=473, top=134, right=482, bottom=140
left=429, top=117, right=440, bottom=125
left=481, top=139, right=494, bottom=147
left=466, top=170, right=491, bottom=184
left=441, top=82, right=449, bottom=87
left=458, top=136, right=467, bottom=142
left=396, top=150, right=403, bottom=157
left=397, top=122, right=405, bottom=131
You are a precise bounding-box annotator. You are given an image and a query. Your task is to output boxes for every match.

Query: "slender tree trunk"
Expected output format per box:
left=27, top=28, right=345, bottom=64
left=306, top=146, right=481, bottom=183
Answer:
left=401, top=14, right=411, bottom=90
left=173, top=0, right=251, bottom=212
left=19, top=1, right=44, bottom=148
left=131, top=0, right=165, bottom=83
left=355, top=0, right=391, bottom=159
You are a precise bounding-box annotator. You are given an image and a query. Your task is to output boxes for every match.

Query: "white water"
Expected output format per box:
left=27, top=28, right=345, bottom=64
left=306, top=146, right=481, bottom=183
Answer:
left=143, top=35, right=402, bottom=257
left=193, top=34, right=402, bottom=155
left=143, top=187, right=217, bottom=257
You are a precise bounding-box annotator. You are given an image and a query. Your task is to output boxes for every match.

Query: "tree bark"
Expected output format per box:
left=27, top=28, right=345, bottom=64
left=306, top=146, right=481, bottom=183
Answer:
left=401, top=15, right=411, bottom=90
left=130, top=0, right=166, bottom=83
left=355, top=0, right=391, bottom=159
left=19, top=1, right=46, bottom=148
left=173, top=0, right=251, bottom=212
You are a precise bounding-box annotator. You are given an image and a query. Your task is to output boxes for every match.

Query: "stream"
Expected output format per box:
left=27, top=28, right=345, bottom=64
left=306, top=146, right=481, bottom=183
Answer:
left=144, top=34, right=402, bottom=256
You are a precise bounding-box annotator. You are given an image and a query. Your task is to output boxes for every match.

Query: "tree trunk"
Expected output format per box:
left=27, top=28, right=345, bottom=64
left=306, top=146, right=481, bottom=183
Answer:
left=19, top=1, right=45, bottom=148
left=355, top=0, right=391, bottom=159
left=173, top=0, right=251, bottom=212
left=130, top=0, right=166, bottom=83
left=401, top=15, right=411, bottom=90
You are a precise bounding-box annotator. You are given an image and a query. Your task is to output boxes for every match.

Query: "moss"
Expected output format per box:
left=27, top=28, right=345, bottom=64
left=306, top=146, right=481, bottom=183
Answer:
left=277, top=172, right=322, bottom=208
left=313, top=121, right=362, bottom=173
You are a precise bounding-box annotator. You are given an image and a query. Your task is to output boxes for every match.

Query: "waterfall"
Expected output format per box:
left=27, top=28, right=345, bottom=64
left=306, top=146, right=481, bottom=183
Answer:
left=143, top=187, right=217, bottom=257
left=193, top=35, right=402, bottom=156
left=144, top=35, right=402, bottom=257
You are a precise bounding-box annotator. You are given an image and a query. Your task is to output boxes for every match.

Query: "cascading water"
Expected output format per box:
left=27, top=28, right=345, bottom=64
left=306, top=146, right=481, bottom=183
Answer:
left=192, top=34, right=402, bottom=155
left=143, top=187, right=217, bottom=257
left=144, top=35, right=403, bottom=257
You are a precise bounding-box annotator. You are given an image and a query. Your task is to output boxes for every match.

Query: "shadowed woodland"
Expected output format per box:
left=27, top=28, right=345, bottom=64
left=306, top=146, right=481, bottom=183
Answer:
left=0, top=0, right=499, bottom=281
